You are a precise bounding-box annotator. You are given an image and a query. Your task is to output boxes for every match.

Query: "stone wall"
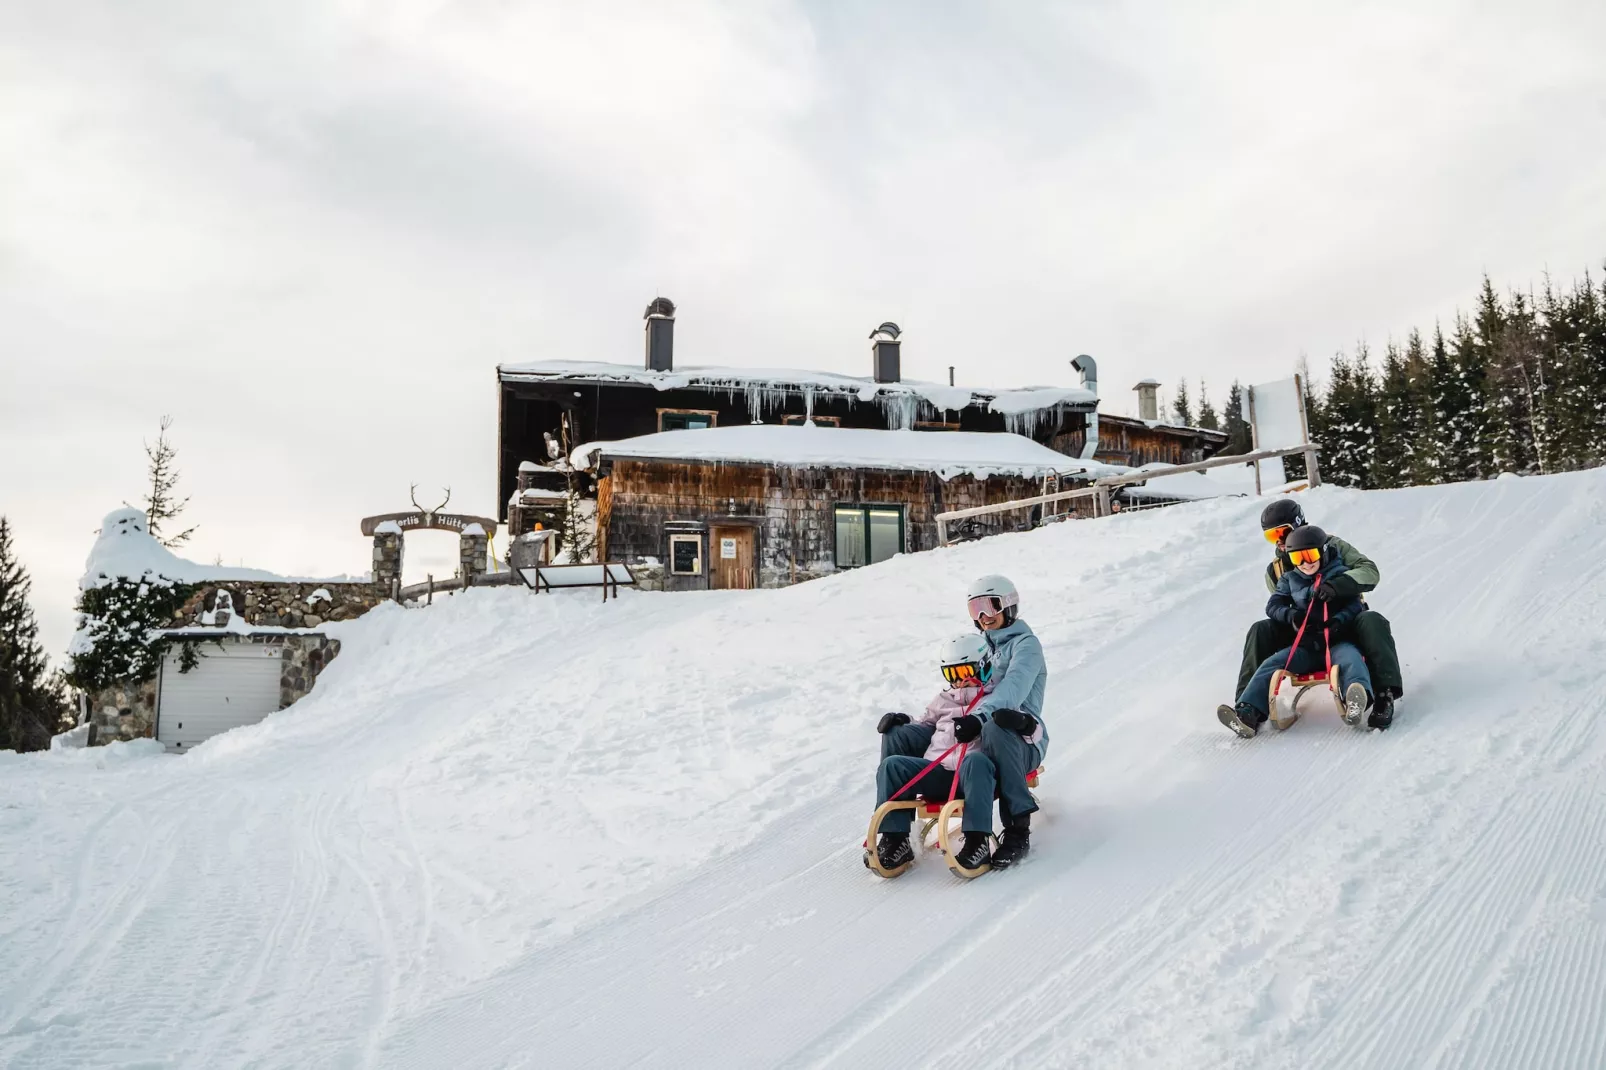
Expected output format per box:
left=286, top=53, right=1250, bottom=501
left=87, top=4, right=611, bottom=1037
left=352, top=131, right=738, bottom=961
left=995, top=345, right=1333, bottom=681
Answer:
left=600, top=459, right=1083, bottom=590
left=172, top=581, right=385, bottom=630
left=85, top=677, right=159, bottom=745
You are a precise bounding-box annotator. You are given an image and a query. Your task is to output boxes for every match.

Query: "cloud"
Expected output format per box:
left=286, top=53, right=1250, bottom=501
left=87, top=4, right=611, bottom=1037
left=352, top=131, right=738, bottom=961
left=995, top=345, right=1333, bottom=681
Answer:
left=3, top=0, right=1605, bottom=659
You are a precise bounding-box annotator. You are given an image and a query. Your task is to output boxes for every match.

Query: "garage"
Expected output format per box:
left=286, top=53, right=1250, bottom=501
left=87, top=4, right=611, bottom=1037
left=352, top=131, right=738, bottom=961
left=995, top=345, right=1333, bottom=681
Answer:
left=156, top=641, right=284, bottom=751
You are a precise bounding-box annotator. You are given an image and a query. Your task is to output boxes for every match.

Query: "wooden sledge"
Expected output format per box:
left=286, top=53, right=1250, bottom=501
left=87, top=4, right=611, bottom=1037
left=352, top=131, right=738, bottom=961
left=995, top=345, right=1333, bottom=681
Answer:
left=1268, top=666, right=1343, bottom=730
left=864, top=768, right=1040, bottom=880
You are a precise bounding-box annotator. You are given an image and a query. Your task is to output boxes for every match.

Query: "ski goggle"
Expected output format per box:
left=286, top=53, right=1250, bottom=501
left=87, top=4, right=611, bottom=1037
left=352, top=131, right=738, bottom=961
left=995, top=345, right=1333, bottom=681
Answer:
left=967, top=595, right=1004, bottom=620
left=1263, top=525, right=1293, bottom=544
left=1288, top=546, right=1322, bottom=566
left=942, top=662, right=990, bottom=685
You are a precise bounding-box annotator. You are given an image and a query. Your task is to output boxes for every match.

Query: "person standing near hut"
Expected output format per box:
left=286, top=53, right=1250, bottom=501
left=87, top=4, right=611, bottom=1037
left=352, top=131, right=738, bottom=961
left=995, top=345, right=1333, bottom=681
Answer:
left=957, top=575, right=1047, bottom=869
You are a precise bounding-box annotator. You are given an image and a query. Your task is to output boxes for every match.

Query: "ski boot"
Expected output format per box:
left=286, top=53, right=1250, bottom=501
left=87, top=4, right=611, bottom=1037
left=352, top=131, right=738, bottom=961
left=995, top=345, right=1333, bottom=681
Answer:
left=990, top=826, right=1030, bottom=870
left=1342, top=683, right=1369, bottom=727
left=1217, top=701, right=1261, bottom=739
left=1368, top=691, right=1396, bottom=731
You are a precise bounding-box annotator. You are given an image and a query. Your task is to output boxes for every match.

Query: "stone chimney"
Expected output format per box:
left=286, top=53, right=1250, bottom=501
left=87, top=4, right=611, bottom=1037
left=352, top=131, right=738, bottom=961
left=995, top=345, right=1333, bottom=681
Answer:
left=644, top=297, right=675, bottom=372
left=1134, top=378, right=1161, bottom=422
left=870, top=321, right=902, bottom=383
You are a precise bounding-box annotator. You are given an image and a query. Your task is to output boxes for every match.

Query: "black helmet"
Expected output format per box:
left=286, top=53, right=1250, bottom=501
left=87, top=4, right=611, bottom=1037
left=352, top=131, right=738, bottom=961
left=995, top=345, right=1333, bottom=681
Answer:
left=1284, top=524, right=1327, bottom=553
left=1259, top=499, right=1306, bottom=531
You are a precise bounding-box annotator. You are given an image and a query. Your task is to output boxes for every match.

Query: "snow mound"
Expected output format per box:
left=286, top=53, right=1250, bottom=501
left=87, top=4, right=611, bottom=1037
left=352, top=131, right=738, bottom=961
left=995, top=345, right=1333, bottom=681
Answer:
left=6, top=472, right=1606, bottom=1068
left=79, top=507, right=336, bottom=591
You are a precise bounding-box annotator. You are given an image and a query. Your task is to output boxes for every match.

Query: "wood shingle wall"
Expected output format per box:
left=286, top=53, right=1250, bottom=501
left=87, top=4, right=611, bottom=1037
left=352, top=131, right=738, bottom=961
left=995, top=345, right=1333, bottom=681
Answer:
left=600, top=458, right=1091, bottom=590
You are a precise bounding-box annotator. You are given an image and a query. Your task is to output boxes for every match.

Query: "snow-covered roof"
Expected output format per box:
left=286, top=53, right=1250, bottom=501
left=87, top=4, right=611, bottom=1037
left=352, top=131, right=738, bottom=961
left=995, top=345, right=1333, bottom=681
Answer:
left=78, top=508, right=346, bottom=591
left=498, top=359, right=1096, bottom=429
left=575, top=426, right=1123, bottom=482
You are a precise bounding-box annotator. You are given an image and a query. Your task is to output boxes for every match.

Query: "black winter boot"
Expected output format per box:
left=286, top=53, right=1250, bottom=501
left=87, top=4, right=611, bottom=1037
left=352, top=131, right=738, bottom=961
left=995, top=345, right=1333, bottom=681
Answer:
left=1368, top=691, right=1395, bottom=731
left=1217, top=701, right=1261, bottom=739
left=953, top=832, right=991, bottom=872
left=990, top=826, right=1031, bottom=869
left=873, top=833, right=913, bottom=871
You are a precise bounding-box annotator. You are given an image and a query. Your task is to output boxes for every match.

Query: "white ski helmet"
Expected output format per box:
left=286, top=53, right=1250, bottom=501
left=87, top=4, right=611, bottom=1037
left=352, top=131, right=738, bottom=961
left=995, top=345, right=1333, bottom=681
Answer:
left=966, top=574, right=1020, bottom=626
left=939, top=632, right=994, bottom=686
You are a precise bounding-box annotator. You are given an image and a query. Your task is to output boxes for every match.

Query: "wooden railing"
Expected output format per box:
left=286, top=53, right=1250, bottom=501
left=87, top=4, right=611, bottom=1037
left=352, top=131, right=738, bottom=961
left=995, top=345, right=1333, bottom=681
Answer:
left=936, top=444, right=1322, bottom=546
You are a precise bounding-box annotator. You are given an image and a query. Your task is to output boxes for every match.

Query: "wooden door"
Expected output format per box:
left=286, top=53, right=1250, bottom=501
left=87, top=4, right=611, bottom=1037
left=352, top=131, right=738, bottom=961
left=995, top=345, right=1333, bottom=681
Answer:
left=710, top=526, right=757, bottom=590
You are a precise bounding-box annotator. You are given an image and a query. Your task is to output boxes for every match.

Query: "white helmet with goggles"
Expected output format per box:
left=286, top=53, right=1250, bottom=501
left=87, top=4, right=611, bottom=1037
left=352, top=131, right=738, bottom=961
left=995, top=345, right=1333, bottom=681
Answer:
left=939, top=633, right=994, bottom=687
left=966, top=574, right=1020, bottom=627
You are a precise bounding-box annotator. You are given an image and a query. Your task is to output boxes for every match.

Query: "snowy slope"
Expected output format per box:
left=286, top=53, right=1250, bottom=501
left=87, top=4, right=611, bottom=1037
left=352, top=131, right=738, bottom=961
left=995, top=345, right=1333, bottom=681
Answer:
left=4, top=470, right=1606, bottom=1069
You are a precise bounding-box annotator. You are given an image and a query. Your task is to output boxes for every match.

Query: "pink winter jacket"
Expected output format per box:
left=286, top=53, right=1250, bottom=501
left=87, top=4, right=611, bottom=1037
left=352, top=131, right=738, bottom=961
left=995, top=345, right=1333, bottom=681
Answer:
left=917, top=685, right=990, bottom=770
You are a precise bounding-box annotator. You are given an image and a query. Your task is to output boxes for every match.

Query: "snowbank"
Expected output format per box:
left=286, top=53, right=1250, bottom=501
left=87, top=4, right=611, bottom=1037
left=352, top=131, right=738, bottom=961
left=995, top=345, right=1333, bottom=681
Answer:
left=573, top=424, right=1124, bottom=481
left=8, top=471, right=1606, bottom=1068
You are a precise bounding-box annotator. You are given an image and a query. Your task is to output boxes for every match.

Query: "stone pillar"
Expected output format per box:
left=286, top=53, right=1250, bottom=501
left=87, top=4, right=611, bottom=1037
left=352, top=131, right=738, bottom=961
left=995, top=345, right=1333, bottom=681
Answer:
left=459, top=528, right=489, bottom=581
left=372, top=529, right=403, bottom=597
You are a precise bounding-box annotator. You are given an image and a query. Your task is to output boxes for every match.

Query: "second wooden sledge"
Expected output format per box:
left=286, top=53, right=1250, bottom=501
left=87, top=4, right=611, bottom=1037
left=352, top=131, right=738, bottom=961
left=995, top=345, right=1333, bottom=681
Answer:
left=1268, top=666, right=1342, bottom=730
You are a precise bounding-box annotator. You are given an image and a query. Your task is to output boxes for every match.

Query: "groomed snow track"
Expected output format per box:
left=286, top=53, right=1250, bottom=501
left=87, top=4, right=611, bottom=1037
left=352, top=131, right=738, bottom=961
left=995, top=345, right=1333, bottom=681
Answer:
left=4, top=470, right=1606, bottom=1069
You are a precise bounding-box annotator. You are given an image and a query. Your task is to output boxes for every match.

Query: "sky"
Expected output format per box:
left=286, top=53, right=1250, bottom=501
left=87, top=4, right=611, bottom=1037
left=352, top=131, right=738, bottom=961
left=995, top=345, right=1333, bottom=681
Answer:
left=3, top=0, right=1605, bottom=661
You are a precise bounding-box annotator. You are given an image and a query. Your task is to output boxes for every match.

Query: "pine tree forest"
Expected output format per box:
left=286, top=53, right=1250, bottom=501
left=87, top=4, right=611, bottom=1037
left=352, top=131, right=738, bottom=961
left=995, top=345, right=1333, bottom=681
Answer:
left=1303, top=265, right=1606, bottom=489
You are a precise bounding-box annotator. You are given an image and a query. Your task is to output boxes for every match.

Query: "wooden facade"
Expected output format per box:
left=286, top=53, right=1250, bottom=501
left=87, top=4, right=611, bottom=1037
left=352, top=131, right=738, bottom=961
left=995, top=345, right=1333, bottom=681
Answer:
left=597, top=457, right=1093, bottom=592
left=1054, top=414, right=1229, bottom=468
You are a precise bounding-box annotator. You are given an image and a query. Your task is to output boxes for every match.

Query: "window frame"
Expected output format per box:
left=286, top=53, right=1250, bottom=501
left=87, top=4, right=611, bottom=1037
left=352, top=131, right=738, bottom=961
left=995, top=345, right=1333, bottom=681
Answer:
left=781, top=414, right=842, bottom=427
left=912, top=421, right=960, bottom=431
left=657, top=408, right=719, bottom=432
left=668, top=533, right=703, bottom=576
left=833, top=503, right=906, bottom=569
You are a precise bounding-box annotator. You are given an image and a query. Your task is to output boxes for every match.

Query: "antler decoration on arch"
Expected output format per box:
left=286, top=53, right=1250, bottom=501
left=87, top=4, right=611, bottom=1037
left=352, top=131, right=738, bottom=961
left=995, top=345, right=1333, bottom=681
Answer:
left=409, top=484, right=452, bottom=516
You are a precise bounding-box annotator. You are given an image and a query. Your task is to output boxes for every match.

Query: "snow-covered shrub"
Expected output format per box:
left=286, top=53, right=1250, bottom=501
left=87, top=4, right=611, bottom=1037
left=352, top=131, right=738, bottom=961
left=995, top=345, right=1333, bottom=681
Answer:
left=66, top=576, right=195, bottom=693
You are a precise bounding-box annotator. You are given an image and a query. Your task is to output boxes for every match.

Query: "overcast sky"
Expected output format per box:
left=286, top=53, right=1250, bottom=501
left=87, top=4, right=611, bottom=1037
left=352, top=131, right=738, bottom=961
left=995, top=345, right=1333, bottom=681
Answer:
left=4, top=0, right=1605, bottom=660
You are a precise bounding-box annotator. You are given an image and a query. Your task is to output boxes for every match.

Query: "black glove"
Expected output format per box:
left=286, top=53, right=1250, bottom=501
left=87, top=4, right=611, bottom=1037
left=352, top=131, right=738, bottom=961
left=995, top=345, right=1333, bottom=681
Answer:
left=952, top=714, right=983, bottom=743
left=876, top=712, right=910, bottom=734
left=1297, top=621, right=1327, bottom=650
left=991, top=708, right=1038, bottom=736
left=1317, top=573, right=1361, bottom=602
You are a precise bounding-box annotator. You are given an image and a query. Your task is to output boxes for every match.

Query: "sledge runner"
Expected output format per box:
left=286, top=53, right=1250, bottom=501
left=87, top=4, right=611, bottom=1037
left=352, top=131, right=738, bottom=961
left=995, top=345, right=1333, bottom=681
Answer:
left=1235, top=499, right=1403, bottom=730
left=1219, top=525, right=1375, bottom=738
left=869, top=633, right=1000, bottom=876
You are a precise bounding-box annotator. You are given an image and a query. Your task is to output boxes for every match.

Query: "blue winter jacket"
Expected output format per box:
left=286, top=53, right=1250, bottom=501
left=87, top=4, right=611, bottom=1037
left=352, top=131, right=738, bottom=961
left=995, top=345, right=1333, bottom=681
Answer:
left=971, top=618, right=1049, bottom=758
left=1266, top=553, right=1364, bottom=636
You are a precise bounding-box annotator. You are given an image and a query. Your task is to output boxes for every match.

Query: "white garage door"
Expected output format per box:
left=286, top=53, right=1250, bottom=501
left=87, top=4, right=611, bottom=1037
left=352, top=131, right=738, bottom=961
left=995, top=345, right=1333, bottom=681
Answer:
left=156, top=643, right=284, bottom=752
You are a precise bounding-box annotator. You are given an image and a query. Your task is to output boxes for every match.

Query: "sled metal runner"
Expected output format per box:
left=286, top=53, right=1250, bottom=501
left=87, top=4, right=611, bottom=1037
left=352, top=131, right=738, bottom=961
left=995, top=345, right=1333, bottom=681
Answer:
left=1268, top=666, right=1343, bottom=730
left=863, top=768, right=1040, bottom=880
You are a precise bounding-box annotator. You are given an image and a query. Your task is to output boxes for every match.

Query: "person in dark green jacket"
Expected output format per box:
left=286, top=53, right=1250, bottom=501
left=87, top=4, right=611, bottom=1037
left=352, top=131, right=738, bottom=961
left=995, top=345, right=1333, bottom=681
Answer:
left=1232, top=498, right=1404, bottom=729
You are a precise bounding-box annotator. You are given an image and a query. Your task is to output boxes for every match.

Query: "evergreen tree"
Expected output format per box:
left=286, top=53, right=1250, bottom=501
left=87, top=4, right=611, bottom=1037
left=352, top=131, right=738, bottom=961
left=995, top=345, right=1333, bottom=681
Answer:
left=1196, top=381, right=1220, bottom=430
left=0, top=517, right=71, bottom=752
left=1480, top=280, right=1544, bottom=475
left=1442, top=315, right=1488, bottom=481
left=1222, top=381, right=1252, bottom=455
left=139, top=416, right=197, bottom=548
left=1171, top=380, right=1193, bottom=426
left=1319, top=344, right=1379, bottom=488
left=1402, top=328, right=1443, bottom=486
left=1371, top=341, right=1415, bottom=489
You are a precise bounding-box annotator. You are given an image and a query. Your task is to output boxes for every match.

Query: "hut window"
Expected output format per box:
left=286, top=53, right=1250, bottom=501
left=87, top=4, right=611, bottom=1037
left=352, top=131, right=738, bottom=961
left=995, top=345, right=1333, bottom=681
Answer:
left=658, top=409, right=718, bottom=432
left=834, top=505, right=904, bottom=568
left=913, top=421, right=959, bottom=431
left=669, top=534, right=702, bottom=576
left=781, top=415, right=841, bottom=427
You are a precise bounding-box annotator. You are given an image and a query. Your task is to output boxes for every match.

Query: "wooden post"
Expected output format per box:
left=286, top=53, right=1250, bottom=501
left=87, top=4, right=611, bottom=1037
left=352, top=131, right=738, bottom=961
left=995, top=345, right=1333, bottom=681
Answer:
left=937, top=516, right=948, bottom=547
left=426, top=574, right=434, bottom=606
left=1253, top=460, right=1263, bottom=496
left=1096, top=487, right=1112, bottom=518
left=1305, top=449, right=1322, bottom=488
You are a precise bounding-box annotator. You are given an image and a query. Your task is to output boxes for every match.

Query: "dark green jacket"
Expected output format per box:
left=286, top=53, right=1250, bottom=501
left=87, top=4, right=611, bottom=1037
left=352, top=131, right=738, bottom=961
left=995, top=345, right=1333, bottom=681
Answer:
left=1263, top=535, right=1380, bottom=595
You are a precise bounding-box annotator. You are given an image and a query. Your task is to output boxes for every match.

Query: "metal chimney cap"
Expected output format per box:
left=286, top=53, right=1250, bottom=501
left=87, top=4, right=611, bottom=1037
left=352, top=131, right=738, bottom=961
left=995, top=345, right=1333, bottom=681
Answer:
left=644, top=296, right=677, bottom=320
left=869, top=321, right=902, bottom=341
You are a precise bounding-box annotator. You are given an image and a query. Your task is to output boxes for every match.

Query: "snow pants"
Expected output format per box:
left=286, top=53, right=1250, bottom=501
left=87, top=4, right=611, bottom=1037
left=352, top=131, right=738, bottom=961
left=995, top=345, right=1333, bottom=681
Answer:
left=877, top=720, right=1040, bottom=834
left=1238, top=641, right=1373, bottom=718
left=1236, top=611, right=1403, bottom=699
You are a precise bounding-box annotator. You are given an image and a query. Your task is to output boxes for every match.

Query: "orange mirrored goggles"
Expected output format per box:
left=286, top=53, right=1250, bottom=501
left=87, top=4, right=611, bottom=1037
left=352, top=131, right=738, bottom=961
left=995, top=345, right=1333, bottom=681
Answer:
left=1287, top=546, right=1322, bottom=566
left=942, top=663, right=985, bottom=685
left=1263, top=525, right=1293, bottom=544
